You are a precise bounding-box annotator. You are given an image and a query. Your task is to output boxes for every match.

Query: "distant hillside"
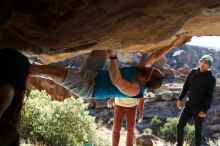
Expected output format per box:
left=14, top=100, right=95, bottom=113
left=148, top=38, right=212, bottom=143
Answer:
left=166, top=44, right=220, bottom=77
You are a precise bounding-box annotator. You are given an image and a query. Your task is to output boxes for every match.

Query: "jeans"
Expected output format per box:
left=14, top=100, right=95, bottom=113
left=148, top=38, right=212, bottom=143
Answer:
left=112, top=105, right=137, bottom=146
left=176, top=101, right=204, bottom=146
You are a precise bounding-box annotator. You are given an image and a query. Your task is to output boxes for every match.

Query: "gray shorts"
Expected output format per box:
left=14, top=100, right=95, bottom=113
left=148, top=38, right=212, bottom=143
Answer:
left=61, top=68, right=98, bottom=98
left=61, top=51, right=108, bottom=99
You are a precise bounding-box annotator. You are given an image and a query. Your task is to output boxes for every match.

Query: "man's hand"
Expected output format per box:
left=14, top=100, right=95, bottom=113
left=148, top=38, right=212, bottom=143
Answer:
left=177, top=100, right=183, bottom=110
left=107, top=98, right=115, bottom=108
left=108, top=50, right=116, bottom=57
left=172, top=35, right=192, bottom=47
left=198, top=111, right=206, bottom=118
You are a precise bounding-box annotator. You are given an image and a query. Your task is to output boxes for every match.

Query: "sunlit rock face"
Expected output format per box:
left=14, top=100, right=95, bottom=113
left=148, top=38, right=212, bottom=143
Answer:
left=1, top=0, right=220, bottom=63
left=204, top=87, right=220, bottom=138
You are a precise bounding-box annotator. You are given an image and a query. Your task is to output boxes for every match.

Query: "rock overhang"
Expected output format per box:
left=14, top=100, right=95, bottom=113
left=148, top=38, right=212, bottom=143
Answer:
left=0, top=0, right=220, bottom=63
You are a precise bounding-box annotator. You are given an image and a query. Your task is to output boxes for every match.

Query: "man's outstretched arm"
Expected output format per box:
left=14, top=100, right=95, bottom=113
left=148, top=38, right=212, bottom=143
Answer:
left=29, top=64, right=68, bottom=84
left=177, top=70, right=193, bottom=109
left=108, top=50, right=140, bottom=97
left=137, top=35, right=192, bottom=68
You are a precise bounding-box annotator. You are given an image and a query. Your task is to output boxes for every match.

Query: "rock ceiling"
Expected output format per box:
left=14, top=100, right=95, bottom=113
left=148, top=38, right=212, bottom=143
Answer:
left=1, top=0, right=220, bottom=64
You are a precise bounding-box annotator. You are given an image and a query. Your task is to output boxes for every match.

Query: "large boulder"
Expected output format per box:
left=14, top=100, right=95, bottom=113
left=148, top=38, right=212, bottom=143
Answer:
left=176, top=66, right=191, bottom=76
left=134, top=134, right=160, bottom=146
left=143, top=100, right=179, bottom=119
left=161, top=67, right=176, bottom=82
left=1, top=1, right=220, bottom=63
left=203, top=87, right=220, bottom=137
left=156, top=91, right=179, bottom=101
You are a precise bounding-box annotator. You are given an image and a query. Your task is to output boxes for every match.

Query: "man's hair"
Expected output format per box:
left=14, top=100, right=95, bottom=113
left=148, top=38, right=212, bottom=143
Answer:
left=0, top=48, right=30, bottom=129
left=138, top=67, right=164, bottom=89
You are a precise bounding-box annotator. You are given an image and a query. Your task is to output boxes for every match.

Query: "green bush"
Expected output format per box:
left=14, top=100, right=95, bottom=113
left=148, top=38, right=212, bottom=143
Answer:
left=159, top=117, right=194, bottom=143
left=20, top=90, right=110, bottom=146
left=150, top=116, right=162, bottom=136
left=184, top=124, right=194, bottom=143
left=144, top=128, right=152, bottom=134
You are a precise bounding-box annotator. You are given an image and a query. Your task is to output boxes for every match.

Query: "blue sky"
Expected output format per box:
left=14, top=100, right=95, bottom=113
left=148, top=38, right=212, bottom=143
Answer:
left=187, top=36, right=220, bottom=50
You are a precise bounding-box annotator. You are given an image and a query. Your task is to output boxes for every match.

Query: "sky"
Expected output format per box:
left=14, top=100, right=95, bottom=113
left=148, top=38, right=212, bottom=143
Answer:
left=187, top=36, right=220, bottom=50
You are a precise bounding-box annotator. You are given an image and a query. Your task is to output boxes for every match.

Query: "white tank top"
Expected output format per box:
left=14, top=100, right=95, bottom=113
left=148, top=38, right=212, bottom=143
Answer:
left=115, top=98, right=138, bottom=107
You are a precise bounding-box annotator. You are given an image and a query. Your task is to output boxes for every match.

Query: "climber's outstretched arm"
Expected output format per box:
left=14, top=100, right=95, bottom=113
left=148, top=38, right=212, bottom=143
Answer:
left=108, top=50, right=140, bottom=97
left=137, top=36, right=192, bottom=68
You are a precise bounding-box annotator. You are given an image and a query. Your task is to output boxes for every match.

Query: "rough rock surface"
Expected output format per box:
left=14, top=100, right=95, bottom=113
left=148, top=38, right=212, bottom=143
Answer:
left=134, top=134, right=160, bottom=146
left=204, top=87, right=220, bottom=138
left=1, top=0, right=220, bottom=63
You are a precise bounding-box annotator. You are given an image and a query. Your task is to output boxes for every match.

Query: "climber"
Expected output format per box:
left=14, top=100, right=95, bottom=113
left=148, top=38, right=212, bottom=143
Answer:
left=29, top=35, right=191, bottom=99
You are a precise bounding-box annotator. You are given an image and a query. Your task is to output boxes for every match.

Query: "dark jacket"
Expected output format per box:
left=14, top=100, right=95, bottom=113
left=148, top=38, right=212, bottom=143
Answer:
left=179, top=68, right=216, bottom=113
